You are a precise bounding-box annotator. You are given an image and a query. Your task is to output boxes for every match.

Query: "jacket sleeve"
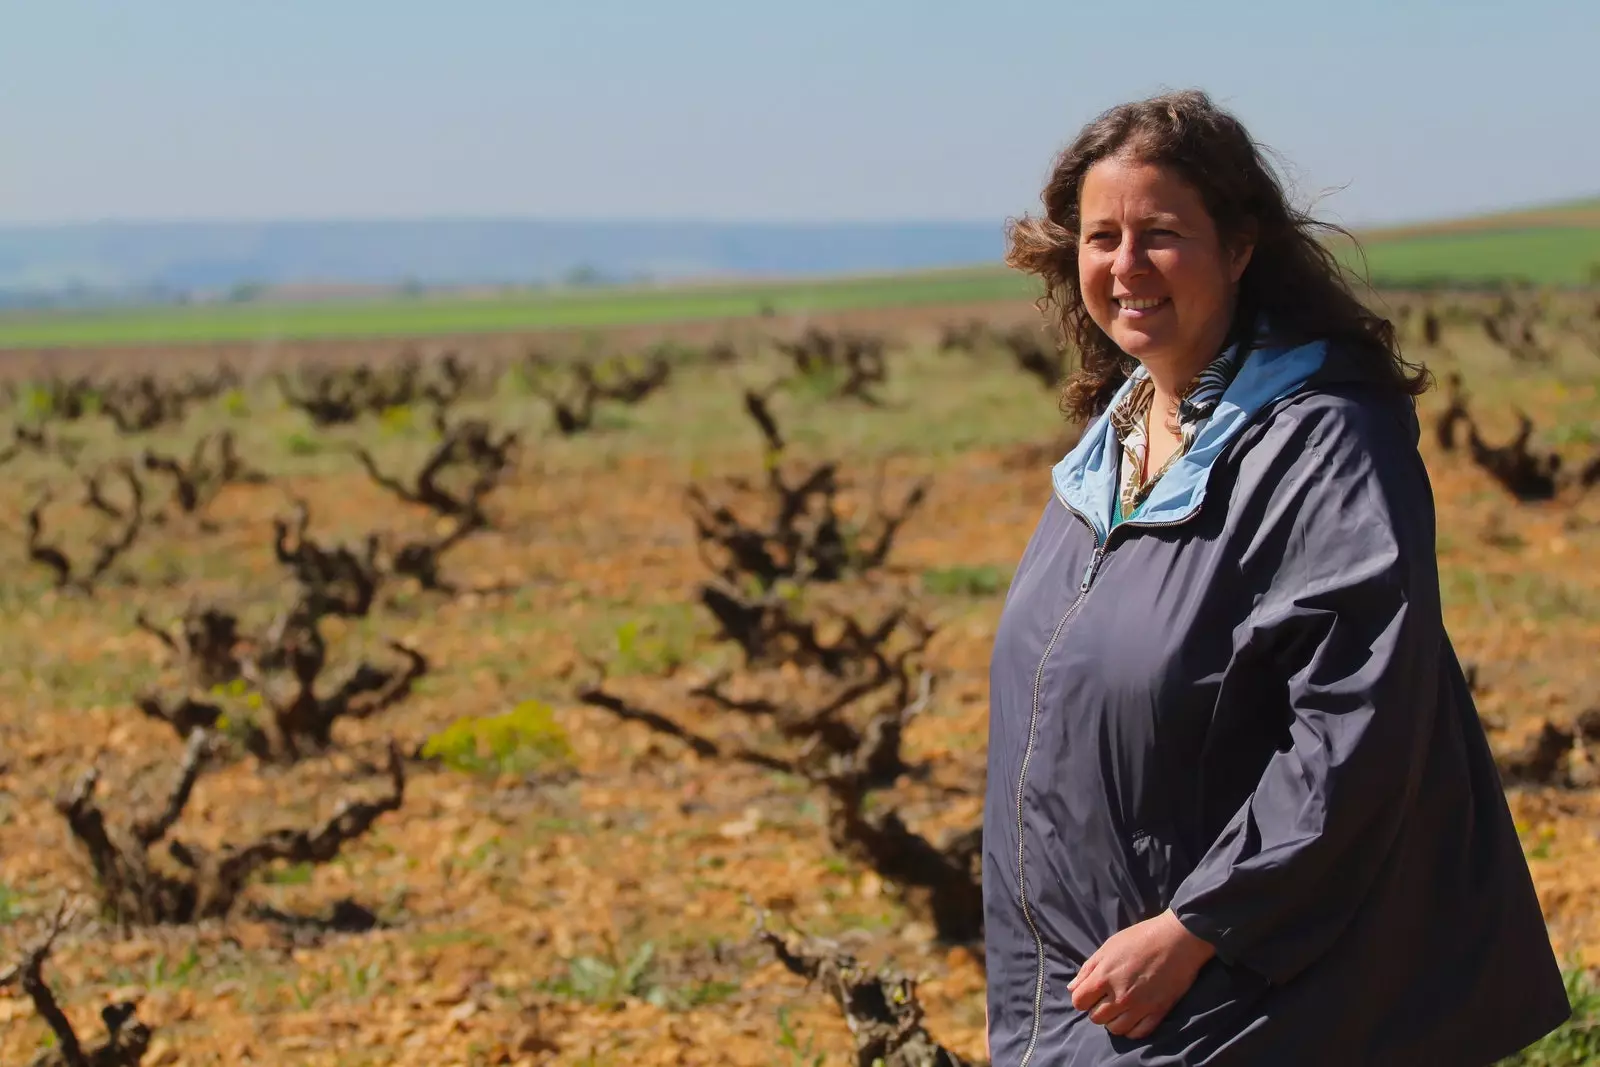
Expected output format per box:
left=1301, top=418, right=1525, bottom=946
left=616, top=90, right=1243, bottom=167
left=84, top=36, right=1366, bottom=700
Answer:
left=1168, top=397, right=1442, bottom=987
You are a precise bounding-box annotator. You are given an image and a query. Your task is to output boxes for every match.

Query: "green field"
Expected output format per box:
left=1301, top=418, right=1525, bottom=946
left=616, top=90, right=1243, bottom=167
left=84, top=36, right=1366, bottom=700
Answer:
left=0, top=268, right=1037, bottom=350
left=1361, top=226, right=1600, bottom=287
left=1, top=209, right=1595, bottom=350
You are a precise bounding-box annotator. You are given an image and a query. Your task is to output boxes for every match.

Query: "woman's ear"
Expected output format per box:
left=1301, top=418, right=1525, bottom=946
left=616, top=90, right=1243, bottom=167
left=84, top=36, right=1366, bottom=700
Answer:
left=1228, top=224, right=1257, bottom=283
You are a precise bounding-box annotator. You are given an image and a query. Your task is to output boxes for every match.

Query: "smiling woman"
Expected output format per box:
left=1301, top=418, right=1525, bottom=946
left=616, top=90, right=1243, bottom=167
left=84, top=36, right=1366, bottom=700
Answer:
left=1007, top=90, right=1430, bottom=424
left=982, top=90, right=1570, bottom=1066
left=1078, top=159, right=1250, bottom=382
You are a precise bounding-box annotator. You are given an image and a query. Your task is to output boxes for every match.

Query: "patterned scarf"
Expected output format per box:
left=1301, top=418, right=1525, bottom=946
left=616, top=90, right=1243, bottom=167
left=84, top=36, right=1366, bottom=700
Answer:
left=1108, top=343, right=1245, bottom=519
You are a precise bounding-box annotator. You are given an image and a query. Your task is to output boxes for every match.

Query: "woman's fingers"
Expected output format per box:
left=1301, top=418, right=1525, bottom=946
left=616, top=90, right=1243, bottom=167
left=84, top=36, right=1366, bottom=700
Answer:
left=1088, top=994, right=1124, bottom=1025
left=1073, top=913, right=1211, bottom=1040
left=1103, top=1008, right=1148, bottom=1037
left=1099, top=1006, right=1140, bottom=1034
left=1070, top=971, right=1109, bottom=1012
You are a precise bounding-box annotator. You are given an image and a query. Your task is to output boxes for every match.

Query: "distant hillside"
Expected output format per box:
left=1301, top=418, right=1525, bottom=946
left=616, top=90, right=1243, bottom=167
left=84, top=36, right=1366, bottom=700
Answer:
left=1353, top=196, right=1600, bottom=287
left=1, top=196, right=1594, bottom=314
left=1358, top=196, right=1600, bottom=243
left=0, top=219, right=1006, bottom=302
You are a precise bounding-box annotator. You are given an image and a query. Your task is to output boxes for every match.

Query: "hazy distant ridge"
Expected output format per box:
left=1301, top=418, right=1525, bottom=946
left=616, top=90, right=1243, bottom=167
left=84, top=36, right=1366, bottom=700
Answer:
left=0, top=219, right=1008, bottom=294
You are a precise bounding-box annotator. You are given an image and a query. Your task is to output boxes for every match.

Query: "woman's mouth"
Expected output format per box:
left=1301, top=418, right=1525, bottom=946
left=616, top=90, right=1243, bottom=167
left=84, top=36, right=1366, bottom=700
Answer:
left=1115, top=296, right=1169, bottom=317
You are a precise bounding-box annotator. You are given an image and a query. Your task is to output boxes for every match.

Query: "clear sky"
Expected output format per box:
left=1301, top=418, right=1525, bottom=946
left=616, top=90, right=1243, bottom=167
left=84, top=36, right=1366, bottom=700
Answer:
left=3, top=0, right=1596, bottom=228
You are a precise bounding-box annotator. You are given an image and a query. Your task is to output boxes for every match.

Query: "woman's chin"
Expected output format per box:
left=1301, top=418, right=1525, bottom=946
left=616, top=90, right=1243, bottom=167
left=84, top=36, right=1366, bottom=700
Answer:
left=1110, top=327, right=1171, bottom=364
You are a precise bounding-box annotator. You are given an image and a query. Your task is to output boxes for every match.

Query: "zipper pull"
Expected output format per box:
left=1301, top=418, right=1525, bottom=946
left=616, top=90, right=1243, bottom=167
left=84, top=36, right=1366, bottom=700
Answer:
left=1079, top=546, right=1105, bottom=593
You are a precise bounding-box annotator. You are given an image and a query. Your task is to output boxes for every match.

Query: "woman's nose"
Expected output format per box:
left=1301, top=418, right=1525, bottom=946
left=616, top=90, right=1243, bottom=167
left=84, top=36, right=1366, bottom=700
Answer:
left=1111, top=236, right=1147, bottom=278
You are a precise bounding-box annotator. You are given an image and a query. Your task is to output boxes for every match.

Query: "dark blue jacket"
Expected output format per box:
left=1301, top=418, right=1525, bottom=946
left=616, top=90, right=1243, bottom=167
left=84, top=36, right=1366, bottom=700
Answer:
left=983, top=336, right=1569, bottom=1065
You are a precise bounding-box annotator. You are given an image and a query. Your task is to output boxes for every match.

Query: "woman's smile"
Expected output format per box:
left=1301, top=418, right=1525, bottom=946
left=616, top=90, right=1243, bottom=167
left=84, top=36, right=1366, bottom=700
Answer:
left=1115, top=295, right=1169, bottom=317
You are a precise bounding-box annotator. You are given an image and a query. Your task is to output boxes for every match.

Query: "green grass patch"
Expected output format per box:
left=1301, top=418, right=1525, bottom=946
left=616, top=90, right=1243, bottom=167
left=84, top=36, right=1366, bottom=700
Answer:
left=922, top=563, right=1010, bottom=597
left=377, top=404, right=423, bottom=436
left=541, top=940, right=664, bottom=1008
left=0, top=883, right=23, bottom=924
left=284, top=430, right=323, bottom=456
left=146, top=944, right=205, bottom=987
left=220, top=388, right=251, bottom=417
left=775, top=1004, right=829, bottom=1067
left=421, top=700, right=574, bottom=777
left=1499, top=967, right=1600, bottom=1065
left=260, top=861, right=317, bottom=886
left=405, top=928, right=500, bottom=952
left=538, top=939, right=739, bottom=1012
left=608, top=610, right=701, bottom=677
left=1440, top=567, right=1600, bottom=623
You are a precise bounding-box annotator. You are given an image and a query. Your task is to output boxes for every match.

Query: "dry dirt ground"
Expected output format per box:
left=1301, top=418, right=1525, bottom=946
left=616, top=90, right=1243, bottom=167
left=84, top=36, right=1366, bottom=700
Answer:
left=0, top=294, right=1598, bottom=1065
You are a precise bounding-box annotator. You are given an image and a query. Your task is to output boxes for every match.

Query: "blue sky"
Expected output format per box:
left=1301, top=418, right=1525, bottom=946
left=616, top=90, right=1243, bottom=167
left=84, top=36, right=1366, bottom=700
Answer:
left=2, top=0, right=1596, bottom=227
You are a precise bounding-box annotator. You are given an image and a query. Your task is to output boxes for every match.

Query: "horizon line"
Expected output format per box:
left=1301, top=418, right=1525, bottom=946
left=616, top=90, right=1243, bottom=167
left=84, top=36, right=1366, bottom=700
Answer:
left=0, top=215, right=1014, bottom=232
left=2, top=191, right=1597, bottom=234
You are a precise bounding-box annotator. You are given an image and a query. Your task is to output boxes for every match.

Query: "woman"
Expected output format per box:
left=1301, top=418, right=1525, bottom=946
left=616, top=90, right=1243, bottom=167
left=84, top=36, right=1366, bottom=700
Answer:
left=982, top=90, right=1569, bottom=1065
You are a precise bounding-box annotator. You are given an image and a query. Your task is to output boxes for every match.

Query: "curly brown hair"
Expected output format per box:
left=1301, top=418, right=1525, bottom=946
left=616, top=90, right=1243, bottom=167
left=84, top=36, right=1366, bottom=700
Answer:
left=1005, top=89, right=1429, bottom=421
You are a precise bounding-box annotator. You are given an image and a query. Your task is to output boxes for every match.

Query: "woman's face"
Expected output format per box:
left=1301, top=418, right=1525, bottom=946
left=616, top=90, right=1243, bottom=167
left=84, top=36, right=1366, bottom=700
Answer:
left=1076, top=156, right=1252, bottom=378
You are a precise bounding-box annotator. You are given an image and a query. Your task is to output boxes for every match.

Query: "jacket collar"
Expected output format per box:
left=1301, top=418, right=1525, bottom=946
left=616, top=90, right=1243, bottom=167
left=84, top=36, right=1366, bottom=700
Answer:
left=1051, top=332, right=1329, bottom=542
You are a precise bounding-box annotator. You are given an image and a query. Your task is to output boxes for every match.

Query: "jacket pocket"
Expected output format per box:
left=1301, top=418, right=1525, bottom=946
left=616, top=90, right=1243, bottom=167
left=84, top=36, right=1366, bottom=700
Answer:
left=1126, top=956, right=1270, bottom=1053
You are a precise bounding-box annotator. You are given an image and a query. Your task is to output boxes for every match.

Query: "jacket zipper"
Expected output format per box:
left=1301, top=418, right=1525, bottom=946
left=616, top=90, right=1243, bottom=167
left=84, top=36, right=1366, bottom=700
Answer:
left=1015, top=505, right=1100, bottom=1067
left=1014, top=496, right=1195, bottom=1067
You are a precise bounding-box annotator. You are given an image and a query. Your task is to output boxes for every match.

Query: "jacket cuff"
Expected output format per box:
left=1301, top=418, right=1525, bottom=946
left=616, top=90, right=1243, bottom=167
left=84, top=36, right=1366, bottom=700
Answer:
left=1170, top=903, right=1284, bottom=984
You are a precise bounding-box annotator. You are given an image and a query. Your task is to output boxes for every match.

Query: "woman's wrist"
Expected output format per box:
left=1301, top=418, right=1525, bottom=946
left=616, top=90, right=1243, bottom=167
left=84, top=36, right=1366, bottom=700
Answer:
left=1160, top=909, right=1217, bottom=968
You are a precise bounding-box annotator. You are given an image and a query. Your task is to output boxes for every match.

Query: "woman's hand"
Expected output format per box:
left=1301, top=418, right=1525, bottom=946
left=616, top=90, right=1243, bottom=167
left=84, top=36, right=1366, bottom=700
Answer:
left=1067, top=910, right=1216, bottom=1039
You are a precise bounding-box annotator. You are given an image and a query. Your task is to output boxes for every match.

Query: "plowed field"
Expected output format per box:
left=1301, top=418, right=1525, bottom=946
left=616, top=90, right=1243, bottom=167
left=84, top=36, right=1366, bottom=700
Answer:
left=1, top=293, right=1598, bottom=1065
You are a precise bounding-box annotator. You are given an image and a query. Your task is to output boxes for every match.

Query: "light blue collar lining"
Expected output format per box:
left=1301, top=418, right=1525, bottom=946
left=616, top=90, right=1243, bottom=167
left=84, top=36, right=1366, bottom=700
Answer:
left=1051, top=337, right=1329, bottom=542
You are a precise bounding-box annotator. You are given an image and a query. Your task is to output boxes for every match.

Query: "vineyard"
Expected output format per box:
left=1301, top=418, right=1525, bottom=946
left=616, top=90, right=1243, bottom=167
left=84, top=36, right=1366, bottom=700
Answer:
left=0, top=287, right=1598, bottom=1066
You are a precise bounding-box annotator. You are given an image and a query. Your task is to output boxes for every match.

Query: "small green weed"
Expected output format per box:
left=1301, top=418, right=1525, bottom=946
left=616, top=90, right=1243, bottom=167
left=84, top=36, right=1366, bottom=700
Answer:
left=0, top=883, right=23, bottom=924
left=591, top=408, right=639, bottom=433
left=285, top=431, right=322, bottom=456
left=502, top=362, right=542, bottom=396
left=404, top=929, right=497, bottom=953
left=148, top=944, right=203, bottom=986
left=677, top=978, right=741, bottom=1008
left=1499, top=967, right=1600, bottom=1065
left=922, top=563, right=1009, bottom=597
left=639, top=340, right=701, bottom=367
left=462, top=835, right=504, bottom=870
left=775, top=1005, right=826, bottom=1066
left=611, top=616, right=693, bottom=676
left=1528, top=824, right=1559, bottom=861
left=542, top=941, right=664, bottom=1008
left=421, top=700, right=573, bottom=777
left=203, top=678, right=268, bottom=746
left=221, top=388, right=251, bottom=417
left=17, top=383, right=100, bottom=419
left=342, top=957, right=385, bottom=999
left=262, top=861, right=316, bottom=886
left=1440, top=567, right=1600, bottom=623
left=1547, top=422, right=1599, bottom=447
left=783, top=365, right=845, bottom=403
left=293, top=968, right=337, bottom=1010
left=209, top=677, right=254, bottom=703
left=378, top=404, right=416, bottom=435
left=538, top=939, right=736, bottom=1011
